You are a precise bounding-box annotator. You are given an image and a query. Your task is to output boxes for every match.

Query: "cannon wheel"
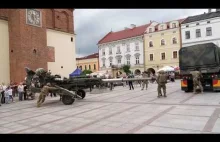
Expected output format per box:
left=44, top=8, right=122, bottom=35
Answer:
left=62, top=95, right=75, bottom=105
left=76, top=89, right=86, bottom=99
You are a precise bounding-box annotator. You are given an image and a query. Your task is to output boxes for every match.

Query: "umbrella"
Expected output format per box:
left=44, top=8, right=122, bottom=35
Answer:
left=157, top=66, right=174, bottom=72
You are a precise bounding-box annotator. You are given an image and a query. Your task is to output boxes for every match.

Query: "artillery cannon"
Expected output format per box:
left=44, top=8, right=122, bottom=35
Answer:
left=24, top=67, right=150, bottom=105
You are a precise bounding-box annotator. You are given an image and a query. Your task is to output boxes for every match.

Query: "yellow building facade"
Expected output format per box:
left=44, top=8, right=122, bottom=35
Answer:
left=76, top=53, right=99, bottom=72
left=144, top=19, right=185, bottom=73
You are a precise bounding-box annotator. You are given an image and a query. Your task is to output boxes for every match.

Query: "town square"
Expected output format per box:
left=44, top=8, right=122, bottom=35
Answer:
left=1, top=9, right=220, bottom=134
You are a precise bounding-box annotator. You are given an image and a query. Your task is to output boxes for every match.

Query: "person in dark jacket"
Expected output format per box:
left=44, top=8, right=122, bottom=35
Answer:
left=128, top=74, right=134, bottom=90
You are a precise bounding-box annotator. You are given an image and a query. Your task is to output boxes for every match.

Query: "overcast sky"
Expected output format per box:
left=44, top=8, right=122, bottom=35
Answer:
left=74, top=9, right=208, bottom=57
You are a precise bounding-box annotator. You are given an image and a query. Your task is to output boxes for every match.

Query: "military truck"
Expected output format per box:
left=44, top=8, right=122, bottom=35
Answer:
left=179, top=43, right=220, bottom=92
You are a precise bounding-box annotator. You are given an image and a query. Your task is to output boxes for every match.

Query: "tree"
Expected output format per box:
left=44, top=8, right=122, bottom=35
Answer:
left=122, top=65, right=131, bottom=75
left=81, top=69, right=93, bottom=76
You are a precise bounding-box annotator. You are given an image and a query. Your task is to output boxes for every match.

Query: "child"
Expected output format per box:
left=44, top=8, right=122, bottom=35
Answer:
left=4, top=87, right=10, bottom=104
left=7, top=86, right=14, bottom=103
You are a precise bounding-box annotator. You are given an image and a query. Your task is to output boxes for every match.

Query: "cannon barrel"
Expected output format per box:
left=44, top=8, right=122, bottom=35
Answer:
left=102, top=78, right=151, bottom=83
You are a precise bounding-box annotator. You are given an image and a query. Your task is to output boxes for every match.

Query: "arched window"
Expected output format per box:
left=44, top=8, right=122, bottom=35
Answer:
left=149, top=41, right=153, bottom=47
left=94, top=64, right=96, bottom=70
left=89, top=65, right=91, bottom=70
left=161, top=39, right=165, bottom=46
left=173, top=37, right=177, bottom=44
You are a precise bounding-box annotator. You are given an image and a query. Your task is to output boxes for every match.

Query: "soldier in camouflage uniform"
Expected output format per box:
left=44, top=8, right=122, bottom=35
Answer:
left=191, top=68, right=203, bottom=94
left=156, top=70, right=168, bottom=98
left=37, top=83, right=59, bottom=107
left=141, top=71, right=149, bottom=90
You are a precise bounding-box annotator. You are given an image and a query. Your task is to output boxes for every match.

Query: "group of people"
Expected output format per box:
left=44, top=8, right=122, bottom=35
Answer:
left=0, top=82, right=26, bottom=106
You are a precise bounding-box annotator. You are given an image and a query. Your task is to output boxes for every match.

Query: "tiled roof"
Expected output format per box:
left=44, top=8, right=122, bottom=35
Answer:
left=76, top=53, right=99, bottom=60
left=98, top=23, right=151, bottom=44
left=182, top=11, right=220, bottom=24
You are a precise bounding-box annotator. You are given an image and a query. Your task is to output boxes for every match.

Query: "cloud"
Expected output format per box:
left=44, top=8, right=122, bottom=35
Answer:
left=74, top=9, right=208, bottom=57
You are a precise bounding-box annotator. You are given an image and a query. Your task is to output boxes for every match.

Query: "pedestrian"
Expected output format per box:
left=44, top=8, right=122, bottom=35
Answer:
left=190, top=68, right=203, bottom=94
left=0, top=83, right=3, bottom=106
left=141, top=71, right=149, bottom=90
left=23, top=82, right=27, bottom=100
left=37, top=83, right=59, bottom=107
left=18, top=82, right=24, bottom=101
left=170, top=72, right=175, bottom=82
left=156, top=70, right=168, bottom=98
left=7, top=86, right=14, bottom=103
left=4, top=87, right=10, bottom=104
left=128, top=74, right=134, bottom=90
left=1, top=83, right=7, bottom=104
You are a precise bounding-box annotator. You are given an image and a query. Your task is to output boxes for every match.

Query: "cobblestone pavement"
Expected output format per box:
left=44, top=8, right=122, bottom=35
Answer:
left=1, top=80, right=220, bottom=134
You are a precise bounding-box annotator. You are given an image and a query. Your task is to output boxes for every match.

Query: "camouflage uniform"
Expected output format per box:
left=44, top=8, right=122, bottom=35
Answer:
left=141, top=72, right=149, bottom=90
left=156, top=70, right=167, bottom=97
left=191, top=71, right=203, bottom=94
left=37, top=83, right=58, bottom=107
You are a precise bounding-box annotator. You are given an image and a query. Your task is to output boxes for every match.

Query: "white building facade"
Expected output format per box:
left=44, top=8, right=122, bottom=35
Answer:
left=98, top=36, right=144, bottom=73
left=181, top=10, right=220, bottom=47
left=98, top=23, right=157, bottom=74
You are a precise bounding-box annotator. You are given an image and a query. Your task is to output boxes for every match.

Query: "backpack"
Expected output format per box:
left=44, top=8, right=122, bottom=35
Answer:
left=158, top=74, right=167, bottom=83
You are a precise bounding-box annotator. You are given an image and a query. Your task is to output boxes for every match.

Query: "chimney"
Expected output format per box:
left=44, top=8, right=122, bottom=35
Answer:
left=216, top=9, right=220, bottom=12
left=130, top=24, right=136, bottom=29
left=208, top=9, right=211, bottom=13
left=124, top=27, right=129, bottom=30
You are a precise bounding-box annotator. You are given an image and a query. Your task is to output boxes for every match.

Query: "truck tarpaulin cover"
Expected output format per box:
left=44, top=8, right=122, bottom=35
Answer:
left=179, top=43, right=218, bottom=68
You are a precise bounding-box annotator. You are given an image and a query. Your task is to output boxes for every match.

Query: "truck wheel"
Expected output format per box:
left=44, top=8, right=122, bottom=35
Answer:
left=62, top=95, right=75, bottom=105
left=76, top=89, right=86, bottom=99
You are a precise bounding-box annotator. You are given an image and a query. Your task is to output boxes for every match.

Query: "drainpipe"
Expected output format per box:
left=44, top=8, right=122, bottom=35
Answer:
left=143, top=35, right=146, bottom=71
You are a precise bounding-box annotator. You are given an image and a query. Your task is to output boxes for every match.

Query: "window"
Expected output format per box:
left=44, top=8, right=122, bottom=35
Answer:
left=89, top=65, right=91, bottom=70
left=207, top=21, right=210, bottom=24
left=117, top=46, right=121, bottom=54
left=161, top=53, right=165, bottom=60
left=85, top=65, right=87, bottom=70
left=80, top=66, right=82, bottom=70
left=149, top=54, right=154, bottom=61
left=172, top=37, right=177, bottom=44
left=71, top=37, right=73, bottom=42
left=109, top=59, right=112, bottom=66
left=118, top=59, right=121, bottom=64
left=173, top=51, right=177, bottom=59
left=186, top=25, right=189, bottom=28
left=126, top=44, right=130, bottom=52
left=161, top=33, right=164, bottom=36
left=126, top=57, right=130, bottom=65
left=161, top=39, right=165, bottom=46
left=77, top=66, right=78, bottom=68
left=102, top=60, right=105, bottom=67
left=185, top=31, right=190, bottom=39
left=135, top=42, right=139, bottom=50
left=109, top=48, right=112, bottom=55
left=196, top=29, right=201, bottom=38
left=196, top=23, right=199, bottom=25
left=206, top=27, right=212, bottom=36
left=102, top=49, right=105, bottom=56
left=136, top=57, right=140, bottom=64
left=149, top=28, right=152, bottom=33
left=94, top=64, right=96, bottom=70
left=172, top=23, right=176, bottom=28
left=173, top=31, right=176, bottom=33
left=149, top=41, right=153, bottom=47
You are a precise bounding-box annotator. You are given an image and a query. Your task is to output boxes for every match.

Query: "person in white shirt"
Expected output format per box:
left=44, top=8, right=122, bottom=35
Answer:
left=4, top=87, right=10, bottom=104
left=7, top=86, right=14, bottom=103
left=18, top=82, right=24, bottom=101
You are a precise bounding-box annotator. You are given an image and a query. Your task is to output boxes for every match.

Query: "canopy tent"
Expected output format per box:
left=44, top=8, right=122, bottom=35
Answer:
left=157, top=66, right=174, bottom=72
left=69, top=68, right=82, bottom=77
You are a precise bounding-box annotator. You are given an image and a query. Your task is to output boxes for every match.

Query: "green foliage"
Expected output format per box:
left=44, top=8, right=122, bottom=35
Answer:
left=81, top=70, right=93, bottom=76
left=122, top=65, right=131, bottom=75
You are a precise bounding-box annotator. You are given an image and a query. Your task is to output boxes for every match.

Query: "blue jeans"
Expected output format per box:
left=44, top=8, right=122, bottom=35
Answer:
left=19, top=92, right=24, bottom=101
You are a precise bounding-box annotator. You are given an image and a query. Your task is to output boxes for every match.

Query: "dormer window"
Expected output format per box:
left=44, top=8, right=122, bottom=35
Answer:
left=149, top=28, right=152, bottom=33
left=196, top=23, right=199, bottom=26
